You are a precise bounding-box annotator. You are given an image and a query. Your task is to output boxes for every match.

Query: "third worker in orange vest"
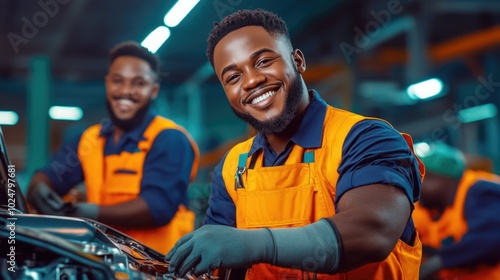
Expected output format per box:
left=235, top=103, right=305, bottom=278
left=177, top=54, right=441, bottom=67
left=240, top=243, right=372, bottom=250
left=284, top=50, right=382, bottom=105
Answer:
left=413, top=142, right=500, bottom=280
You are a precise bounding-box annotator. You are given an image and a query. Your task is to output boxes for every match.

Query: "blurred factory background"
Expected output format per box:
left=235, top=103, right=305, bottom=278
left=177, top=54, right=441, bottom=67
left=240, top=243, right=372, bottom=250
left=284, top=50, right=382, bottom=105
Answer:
left=1, top=0, right=500, bottom=191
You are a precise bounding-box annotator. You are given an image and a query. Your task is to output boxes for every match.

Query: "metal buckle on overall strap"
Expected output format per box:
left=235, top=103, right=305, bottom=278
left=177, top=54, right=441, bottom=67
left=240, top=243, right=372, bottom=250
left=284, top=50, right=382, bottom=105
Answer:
left=235, top=166, right=246, bottom=190
left=235, top=153, right=248, bottom=190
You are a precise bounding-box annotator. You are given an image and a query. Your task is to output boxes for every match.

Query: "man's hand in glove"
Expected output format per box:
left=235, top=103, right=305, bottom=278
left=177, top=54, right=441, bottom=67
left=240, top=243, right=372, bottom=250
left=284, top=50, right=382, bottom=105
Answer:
left=165, top=225, right=274, bottom=276
left=67, top=203, right=100, bottom=220
left=27, top=182, right=67, bottom=215
left=165, top=219, right=341, bottom=277
left=420, top=255, right=443, bottom=280
left=27, top=182, right=99, bottom=220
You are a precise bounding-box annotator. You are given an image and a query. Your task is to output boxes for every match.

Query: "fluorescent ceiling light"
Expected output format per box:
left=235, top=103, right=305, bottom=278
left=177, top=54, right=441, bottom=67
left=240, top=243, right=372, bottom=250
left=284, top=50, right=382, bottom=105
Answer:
left=413, top=142, right=431, bottom=157
left=0, top=111, right=19, bottom=125
left=49, top=106, right=83, bottom=121
left=164, top=0, right=200, bottom=27
left=407, top=78, right=444, bottom=100
left=141, top=26, right=171, bottom=53
left=458, top=103, right=497, bottom=123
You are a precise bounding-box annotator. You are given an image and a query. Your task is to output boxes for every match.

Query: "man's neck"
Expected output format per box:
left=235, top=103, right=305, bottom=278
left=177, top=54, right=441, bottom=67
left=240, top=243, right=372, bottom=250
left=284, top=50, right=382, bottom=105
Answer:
left=265, top=97, right=311, bottom=154
left=265, top=134, right=290, bottom=155
left=264, top=109, right=305, bottom=155
left=112, top=128, right=124, bottom=144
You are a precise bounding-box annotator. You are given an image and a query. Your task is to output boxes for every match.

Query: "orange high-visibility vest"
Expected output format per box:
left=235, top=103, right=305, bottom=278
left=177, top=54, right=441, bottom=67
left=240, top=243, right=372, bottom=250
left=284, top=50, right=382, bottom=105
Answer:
left=413, top=169, right=500, bottom=279
left=222, top=106, right=424, bottom=279
left=78, top=116, right=199, bottom=254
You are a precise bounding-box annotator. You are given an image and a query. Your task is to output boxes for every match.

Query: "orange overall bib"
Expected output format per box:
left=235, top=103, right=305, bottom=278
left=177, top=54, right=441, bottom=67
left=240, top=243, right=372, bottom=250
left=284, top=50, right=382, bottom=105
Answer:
left=413, top=170, right=500, bottom=279
left=223, top=107, right=424, bottom=279
left=78, top=116, right=199, bottom=254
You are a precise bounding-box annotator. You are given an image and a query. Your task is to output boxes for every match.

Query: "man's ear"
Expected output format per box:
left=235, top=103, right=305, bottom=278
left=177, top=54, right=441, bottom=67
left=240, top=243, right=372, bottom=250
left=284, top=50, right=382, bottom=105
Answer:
left=104, top=75, right=110, bottom=84
left=151, top=83, right=160, bottom=99
left=292, top=49, right=306, bottom=73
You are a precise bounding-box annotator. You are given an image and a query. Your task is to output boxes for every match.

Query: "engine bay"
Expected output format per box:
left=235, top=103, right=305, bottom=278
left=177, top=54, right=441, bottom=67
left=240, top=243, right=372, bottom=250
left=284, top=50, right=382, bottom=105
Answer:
left=0, top=127, right=219, bottom=280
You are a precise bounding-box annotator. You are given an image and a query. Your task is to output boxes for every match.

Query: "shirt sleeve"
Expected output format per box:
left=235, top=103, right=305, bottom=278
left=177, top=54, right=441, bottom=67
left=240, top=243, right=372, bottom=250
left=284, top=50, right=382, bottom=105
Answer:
left=439, top=180, right=500, bottom=268
left=336, top=120, right=422, bottom=207
left=204, top=153, right=237, bottom=226
left=37, top=134, right=84, bottom=195
left=139, top=129, right=195, bottom=226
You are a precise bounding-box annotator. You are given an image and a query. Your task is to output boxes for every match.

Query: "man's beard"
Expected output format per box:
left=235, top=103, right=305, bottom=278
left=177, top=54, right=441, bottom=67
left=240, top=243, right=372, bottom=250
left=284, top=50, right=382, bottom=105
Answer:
left=231, top=69, right=305, bottom=135
left=106, top=99, right=151, bottom=132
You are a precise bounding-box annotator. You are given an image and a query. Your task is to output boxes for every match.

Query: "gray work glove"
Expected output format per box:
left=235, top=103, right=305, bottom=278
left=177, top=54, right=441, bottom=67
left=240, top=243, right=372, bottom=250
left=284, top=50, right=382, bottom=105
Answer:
left=165, top=219, right=341, bottom=277
left=67, top=203, right=99, bottom=220
left=165, top=224, right=274, bottom=276
left=27, top=182, right=67, bottom=215
left=420, top=255, right=443, bottom=280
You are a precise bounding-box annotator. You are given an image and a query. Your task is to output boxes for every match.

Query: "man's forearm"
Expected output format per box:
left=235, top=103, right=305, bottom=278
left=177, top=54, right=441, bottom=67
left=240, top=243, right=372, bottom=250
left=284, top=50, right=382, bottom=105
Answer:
left=28, top=172, right=56, bottom=196
left=97, top=197, right=157, bottom=228
left=269, top=218, right=342, bottom=274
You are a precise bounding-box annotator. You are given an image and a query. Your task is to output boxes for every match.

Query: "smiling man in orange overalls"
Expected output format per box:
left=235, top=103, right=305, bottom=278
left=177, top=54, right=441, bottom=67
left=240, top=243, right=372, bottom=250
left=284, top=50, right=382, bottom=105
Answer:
left=27, top=41, right=199, bottom=254
left=166, top=9, right=424, bottom=279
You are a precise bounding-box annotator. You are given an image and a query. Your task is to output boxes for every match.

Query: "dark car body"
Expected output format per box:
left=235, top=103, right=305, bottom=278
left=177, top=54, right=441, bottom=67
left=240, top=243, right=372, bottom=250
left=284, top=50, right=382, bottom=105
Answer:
left=0, top=127, right=217, bottom=280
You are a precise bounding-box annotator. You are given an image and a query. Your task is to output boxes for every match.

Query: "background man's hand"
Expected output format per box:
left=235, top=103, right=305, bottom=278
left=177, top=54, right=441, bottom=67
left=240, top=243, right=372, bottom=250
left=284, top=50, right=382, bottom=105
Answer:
left=420, top=255, right=443, bottom=280
left=27, top=182, right=67, bottom=215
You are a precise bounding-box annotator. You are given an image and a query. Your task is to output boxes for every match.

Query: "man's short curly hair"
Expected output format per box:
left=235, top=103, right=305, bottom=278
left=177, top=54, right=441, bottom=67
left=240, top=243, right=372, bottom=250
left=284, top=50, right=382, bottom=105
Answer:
left=206, top=9, right=292, bottom=67
left=109, top=41, right=160, bottom=80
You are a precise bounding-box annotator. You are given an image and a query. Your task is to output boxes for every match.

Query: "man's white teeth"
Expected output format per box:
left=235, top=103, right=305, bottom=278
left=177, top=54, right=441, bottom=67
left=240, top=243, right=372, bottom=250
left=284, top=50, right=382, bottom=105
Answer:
left=117, top=99, right=134, bottom=106
left=251, top=91, right=276, bottom=105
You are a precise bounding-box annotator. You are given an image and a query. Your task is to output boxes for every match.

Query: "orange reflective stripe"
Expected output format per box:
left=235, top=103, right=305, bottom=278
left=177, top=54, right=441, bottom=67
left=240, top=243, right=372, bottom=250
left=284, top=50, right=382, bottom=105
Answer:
left=223, top=107, right=422, bottom=279
left=78, top=116, right=199, bottom=254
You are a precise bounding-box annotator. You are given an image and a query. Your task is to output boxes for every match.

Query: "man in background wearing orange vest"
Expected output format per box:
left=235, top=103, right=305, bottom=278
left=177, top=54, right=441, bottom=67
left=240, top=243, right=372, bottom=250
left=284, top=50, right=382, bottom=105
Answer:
left=413, top=142, right=500, bottom=279
left=27, top=41, right=200, bottom=254
left=166, top=9, right=424, bottom=279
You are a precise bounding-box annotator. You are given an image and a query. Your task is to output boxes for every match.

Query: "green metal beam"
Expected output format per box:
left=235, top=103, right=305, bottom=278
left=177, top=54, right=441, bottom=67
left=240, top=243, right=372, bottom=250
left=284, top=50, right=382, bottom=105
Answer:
left=26, top=56, right=51, bottom=184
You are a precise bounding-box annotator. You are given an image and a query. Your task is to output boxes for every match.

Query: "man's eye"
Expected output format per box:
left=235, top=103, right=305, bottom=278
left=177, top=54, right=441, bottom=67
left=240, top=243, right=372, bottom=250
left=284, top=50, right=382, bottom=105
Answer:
left=257, top=58, right=272, bottom=67
left=134, top=80, right=146, bottom=87
left=226, top=74, right=239, bottom=84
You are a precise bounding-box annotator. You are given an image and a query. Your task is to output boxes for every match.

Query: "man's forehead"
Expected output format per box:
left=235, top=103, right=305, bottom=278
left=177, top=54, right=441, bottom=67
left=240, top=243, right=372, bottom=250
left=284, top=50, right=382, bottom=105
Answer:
left=214, top=26, right=286, bottom=59
left=218, top=26, right=274, bottom=44
left=110, top=56, right=152, bottom=69
left=108, top=56, right=156, bottom=76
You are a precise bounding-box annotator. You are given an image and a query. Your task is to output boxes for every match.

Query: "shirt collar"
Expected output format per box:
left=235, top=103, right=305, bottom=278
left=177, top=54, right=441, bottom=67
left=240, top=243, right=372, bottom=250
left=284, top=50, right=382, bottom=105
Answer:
left=99, top=111, right=156, bottom=143
left=248, top=90, right=327, bottom=155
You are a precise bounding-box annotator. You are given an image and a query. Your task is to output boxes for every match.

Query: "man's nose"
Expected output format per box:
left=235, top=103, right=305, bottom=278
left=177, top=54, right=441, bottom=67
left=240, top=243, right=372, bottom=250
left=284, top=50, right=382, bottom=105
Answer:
left=242, top=68, right=266, bottom=90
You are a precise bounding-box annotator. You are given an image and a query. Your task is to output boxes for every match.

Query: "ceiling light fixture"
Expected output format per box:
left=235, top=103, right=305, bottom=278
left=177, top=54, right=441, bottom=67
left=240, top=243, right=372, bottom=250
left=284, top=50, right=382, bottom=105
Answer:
left=48, top=106, right=83, bottom=121
left=0, top=111, right=19, bottom=125
left=407, top=78, right=444, bottom=100
left=458, top=103, right=497, bottom=123
left=141, top=26, right=171, bottom=53
left=413, top=142, right=431, bottom=157
left=164, top=0, right=200, bottom=27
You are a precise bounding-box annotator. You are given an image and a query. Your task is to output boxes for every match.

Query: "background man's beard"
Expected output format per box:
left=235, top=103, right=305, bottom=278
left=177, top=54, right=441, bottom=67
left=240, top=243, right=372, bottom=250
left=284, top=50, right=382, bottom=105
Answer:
left=231, top=70, right=305, bottom=135
left=106, top=99, right=151, bottom=132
